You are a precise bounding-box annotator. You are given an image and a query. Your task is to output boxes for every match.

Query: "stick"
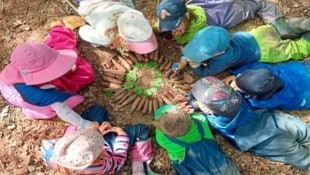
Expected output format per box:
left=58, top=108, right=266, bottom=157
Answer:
left=63, top=0, right=85, bottom=18
left=117, top=56, right=132, bottom=71
left=102, top=81, right=122, bottom=89
left=130, top=96, right=142, bottom=113
left=120, top=94, right=137, bottom=108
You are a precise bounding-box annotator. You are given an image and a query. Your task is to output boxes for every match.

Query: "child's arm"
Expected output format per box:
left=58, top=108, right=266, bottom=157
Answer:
left=45, top=24, right=78, bottom=52
left=107, top=127, right=130, bottom=173
left=51, top=102, right=99, bottom=129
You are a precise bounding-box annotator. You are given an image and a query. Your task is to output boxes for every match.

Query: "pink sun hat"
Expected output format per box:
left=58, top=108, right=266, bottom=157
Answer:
left=117, top=11, right=158, bottom=54
left=0, top=42, right=77, bottom=85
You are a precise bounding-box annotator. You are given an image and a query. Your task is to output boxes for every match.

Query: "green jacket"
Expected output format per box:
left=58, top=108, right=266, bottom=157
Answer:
left=174, top=5, right=207, bottom=44
left=155, top=113, right=214, bottom=162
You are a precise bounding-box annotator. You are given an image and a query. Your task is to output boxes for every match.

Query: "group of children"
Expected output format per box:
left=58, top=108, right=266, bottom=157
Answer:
left=0, top=0, right=309, bottom=174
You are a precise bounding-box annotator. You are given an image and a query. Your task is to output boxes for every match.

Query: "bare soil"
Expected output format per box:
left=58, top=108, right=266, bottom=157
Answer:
left=0, top=0, right=309, bottom=174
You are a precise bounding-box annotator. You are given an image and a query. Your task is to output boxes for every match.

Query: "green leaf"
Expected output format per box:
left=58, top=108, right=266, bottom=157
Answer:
left=123, top=82, right=134, bottom=89
left=133, top=87, right=143, bottom=95
left=145, top=61, right=159, bottom=69
left=153, top=77, right=163, bottom=87
left=155, top=71, right=163, bottom=78
left=126, top=72, right=137, bottom=82
left=135, top=62, right=143, bottom=69
left=149, top=87, right=158, bottom=94
left=106, top=91, right=114, bottom=97
left=143, top=89, right=153, bottom=97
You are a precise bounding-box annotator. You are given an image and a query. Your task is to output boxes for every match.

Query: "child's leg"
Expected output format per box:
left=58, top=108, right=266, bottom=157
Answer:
left=124, top=124, right=156, bottom=175
left=123, top=123, right=150, bottom=148
left=80, top=104, right=110, bottom=124
left=251, top=111, right=310, bottom=170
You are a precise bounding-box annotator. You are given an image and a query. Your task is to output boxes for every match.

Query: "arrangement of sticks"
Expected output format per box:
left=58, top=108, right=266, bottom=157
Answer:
left=101, top=49, right=194, bottom=114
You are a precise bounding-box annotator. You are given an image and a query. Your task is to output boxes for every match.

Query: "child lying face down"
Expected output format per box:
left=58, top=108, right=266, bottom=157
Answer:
left=153, top=104, right=240, bottom=175
left=77, top=0, right=158, bottom=54
left=180, top=76, right=310, bottom=170
left=173, top=23, right=310, bottom=76
left=222, top=60, right=310, bottom=110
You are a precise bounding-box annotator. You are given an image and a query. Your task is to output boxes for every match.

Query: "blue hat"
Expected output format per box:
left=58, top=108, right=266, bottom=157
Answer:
left=183, top=26, right=230, bottom=63
left=235, top=68, right=284, bottom=100
left=156, top=0, right=187, bottom=32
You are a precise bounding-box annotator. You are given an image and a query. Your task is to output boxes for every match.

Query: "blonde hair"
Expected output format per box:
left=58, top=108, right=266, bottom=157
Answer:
left=154, top=108, right=191, bottom=137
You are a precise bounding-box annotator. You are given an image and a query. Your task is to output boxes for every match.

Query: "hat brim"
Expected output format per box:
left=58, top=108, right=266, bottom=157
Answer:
left=159, top=17, right=182, bottom=32
left=0, top=49, right=78, bottom=85
left=25, top=49, right=78, bottom=85
left=128, top=33, right=158, bottom=54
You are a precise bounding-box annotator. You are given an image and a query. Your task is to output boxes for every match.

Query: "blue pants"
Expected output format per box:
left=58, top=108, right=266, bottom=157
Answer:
left=81, top=104, right=150, bottom=148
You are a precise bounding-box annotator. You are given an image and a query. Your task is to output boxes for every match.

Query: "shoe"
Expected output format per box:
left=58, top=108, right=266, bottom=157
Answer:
left=301, top=32, right=310, bottom=41
left=271, top=17, right=300, bottom=39
left=132, top=161, right=162, bottom=175
left=288, top=17, right=310, bottom=34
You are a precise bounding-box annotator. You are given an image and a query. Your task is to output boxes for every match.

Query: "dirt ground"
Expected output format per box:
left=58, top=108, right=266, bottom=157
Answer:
left=0, top=0, right=309, bottom=174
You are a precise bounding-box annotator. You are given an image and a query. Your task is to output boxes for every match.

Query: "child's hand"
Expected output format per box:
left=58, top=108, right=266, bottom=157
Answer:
left=99, top=122, right=112, bottom=135
left=188, top=61, right=201, bottom=68
left=196, top=101, right=214, bottom=115
left=174, top=94, right=189, bottom=104
left=63, top=16, right=86, bottom=30
left=172, top=59, right=188, bottom=72
left=89, top=122, right=100, bottom=130
left=50, top=20, right=64, bottom=28
left=222, top=75, right=236, bottom=86
left=109, top=126, right=127, bottom=136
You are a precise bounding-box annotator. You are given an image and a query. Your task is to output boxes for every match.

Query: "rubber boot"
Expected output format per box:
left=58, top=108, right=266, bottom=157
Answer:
left=288, top=17, right=310, bottom=34
left=271, top=17, right=300, bottom=39
left=301, top=32, right=310, bottom=41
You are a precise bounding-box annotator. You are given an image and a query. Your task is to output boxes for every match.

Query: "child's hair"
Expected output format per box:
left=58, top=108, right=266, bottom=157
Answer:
left=154, top=107, right=191, bottom=137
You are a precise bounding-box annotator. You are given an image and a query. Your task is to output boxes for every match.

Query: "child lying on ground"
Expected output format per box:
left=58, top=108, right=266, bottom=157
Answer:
left=174, top=24, right=310, bottom=76
left=222, top=60, right=310, bottom=110
left=77, top=0, right=158, bottom=54
left=0, top=20, right=95, bottom=119
left=41, top=104, right=157, bottom=174
left=153, top=104, right=240, bottom=175
left=155, top=0, right=304, bottom=44
left=177, top=76, right=310, bottom=170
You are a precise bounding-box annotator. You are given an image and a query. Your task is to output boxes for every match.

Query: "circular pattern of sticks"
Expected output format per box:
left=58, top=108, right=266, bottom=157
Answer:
left=101, top=49, right=194, bottom=114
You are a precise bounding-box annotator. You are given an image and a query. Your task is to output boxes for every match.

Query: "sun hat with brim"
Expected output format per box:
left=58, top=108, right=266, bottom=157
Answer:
left=51, top=129, right=104, bottom=170
left=183, top=26, right=230, bottom=63
left=192, top=76, right=242, bottom=117
left=118, top=11, right=158, bottom=54
left=127, top=33, right=158, bottom=54
left=156, top=0, right=187, bottom=32
left=235, top=68, right=284, bottom=100
left=0, top=42, right=77, bottom=85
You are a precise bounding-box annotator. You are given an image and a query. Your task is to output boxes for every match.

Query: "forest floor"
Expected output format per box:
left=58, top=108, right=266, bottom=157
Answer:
left=0, top=0, right=309, bottom=174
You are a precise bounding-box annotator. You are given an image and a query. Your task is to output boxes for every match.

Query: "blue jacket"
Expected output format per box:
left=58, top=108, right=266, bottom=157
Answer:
left=232, top=61, right=310, bottom=110
left=192, top=32, right=260, bottom=76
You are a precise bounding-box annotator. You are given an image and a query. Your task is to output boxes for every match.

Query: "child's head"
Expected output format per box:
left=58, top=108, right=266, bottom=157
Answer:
left=156, top=0, right=187, bottom=32
left=192, top=76, right=242, bottom=117
left=183, top=26, right=230, bottom=63
left=50, top=129, right=104, bottom=170
left=0, top=42, right=77, bottom=85
left=234, top=68, right=284, bottom=100
left=154, top=104, right=191, bottom=137
left=116, top=11, right=158, bottom=54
